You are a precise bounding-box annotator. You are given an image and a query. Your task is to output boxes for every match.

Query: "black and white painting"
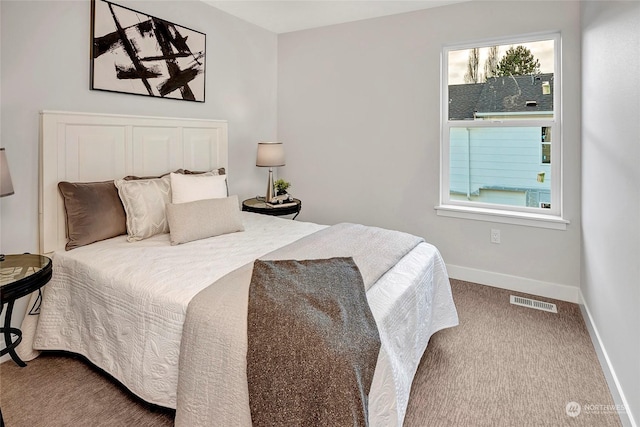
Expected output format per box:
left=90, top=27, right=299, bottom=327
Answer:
left=91, top=0, right=205, bottom=102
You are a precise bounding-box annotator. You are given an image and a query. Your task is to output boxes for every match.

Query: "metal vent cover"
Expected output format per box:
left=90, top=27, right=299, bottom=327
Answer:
left=510, top=295, right=557, bottom=313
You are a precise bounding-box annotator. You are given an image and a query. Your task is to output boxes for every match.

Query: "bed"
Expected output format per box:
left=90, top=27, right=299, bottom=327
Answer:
left=21, top=111, right=458, bottom=426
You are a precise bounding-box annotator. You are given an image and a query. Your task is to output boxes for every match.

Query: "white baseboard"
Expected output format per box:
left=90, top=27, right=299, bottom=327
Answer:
left=446, top=264, right=581, bottom=303
left=580, top=296, right=637, bottom=427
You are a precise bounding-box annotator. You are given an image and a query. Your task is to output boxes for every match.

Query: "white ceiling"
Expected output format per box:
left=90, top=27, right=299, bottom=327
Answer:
left=204, top=0, right=469, bottom=34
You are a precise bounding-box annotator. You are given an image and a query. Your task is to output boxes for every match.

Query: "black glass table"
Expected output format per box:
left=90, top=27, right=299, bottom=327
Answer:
left=242, top=197, right=302, bottom=219
left=0, top=254, right=52, bottom=367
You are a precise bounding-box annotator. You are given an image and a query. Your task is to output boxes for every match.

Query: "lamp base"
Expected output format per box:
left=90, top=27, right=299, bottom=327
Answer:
left=265, top=168, right=275, bottom=203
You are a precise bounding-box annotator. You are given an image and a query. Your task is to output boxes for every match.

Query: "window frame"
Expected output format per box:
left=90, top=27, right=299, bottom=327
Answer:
left=436, top=32, right=568, bottom=230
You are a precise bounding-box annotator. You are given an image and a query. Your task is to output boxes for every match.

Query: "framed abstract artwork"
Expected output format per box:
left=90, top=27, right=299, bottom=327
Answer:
left=90, top=0, right=206, bottom=102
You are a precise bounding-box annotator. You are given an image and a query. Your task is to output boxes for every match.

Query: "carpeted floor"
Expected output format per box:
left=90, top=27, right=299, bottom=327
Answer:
left=0, top=279, right=624, bottom=426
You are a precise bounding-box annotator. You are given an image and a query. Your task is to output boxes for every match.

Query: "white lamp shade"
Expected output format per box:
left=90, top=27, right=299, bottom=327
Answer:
left=256, top=142, right=285, bottom=167
left=0, top=148, right=14, bottom=197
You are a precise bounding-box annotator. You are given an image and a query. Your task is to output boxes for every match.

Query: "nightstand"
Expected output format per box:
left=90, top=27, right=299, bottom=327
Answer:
left=1, top=254, right=53, bottom=367
left=242, top=197, right=302, bottom=220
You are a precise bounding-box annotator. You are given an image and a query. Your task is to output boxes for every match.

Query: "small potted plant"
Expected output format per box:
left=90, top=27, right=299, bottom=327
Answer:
left=274, top=178, right=291, bottom=196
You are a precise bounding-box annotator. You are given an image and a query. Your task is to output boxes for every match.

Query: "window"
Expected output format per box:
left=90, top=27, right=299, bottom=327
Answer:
left=541, top=127, right=551, bottom=164
left=438, top=33, right=566, bottom=229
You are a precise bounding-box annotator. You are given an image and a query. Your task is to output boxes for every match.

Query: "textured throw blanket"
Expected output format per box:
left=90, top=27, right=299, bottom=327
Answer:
left=176, top=223, right=424, bottom=426
left=247, top=257, right=380, bottom=427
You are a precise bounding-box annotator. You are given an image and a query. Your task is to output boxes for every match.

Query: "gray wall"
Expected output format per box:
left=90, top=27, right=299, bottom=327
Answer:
left=277, top=1, right=582, bottom=291
left=581, top=1, right=640, bottom=424
left=0, top=0, right=277, bottom=343
left=1, top=1, right=637, bottom=422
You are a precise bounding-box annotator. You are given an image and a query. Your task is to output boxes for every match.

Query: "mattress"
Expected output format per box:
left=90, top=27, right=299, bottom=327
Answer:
left=31, top=212, right=458, bottom=424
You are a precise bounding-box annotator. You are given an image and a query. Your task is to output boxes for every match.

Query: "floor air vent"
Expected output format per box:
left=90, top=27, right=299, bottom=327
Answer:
left=510, top=295, right=557, bottom=313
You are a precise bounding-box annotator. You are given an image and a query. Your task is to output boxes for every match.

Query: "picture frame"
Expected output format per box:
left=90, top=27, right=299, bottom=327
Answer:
left=90, top=0, right=206, bottom=102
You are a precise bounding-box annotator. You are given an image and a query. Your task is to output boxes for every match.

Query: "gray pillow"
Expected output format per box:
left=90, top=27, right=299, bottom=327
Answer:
left=122, top=168, right=225, bottom=180
left=58, top=181, right=127, bottom=250
left=184, top=167, right=226, bottom=175
left=166, top=195, right=244, bottom=245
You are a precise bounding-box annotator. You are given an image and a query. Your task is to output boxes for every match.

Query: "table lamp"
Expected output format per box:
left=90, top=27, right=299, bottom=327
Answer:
left=1, top=148, right=14, bottom=197
left=256, top=142, right=285, bottom=203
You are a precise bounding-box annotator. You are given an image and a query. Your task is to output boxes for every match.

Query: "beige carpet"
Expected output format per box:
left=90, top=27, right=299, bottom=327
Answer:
left=0, top=280, right=623, bottom=426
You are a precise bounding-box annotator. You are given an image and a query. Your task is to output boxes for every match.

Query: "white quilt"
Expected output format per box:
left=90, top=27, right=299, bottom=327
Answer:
left=32, top=213, right=325, bottom=408
left=28, top=212, right=458, bottom=425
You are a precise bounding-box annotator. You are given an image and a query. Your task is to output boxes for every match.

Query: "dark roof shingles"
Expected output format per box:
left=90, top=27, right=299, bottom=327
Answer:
left=449, top=73, right=554, bottom=119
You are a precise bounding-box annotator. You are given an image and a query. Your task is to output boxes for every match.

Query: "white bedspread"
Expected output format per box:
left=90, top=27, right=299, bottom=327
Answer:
left=29, top=212, right=458, bottom=425
left=32, top=213, right=325, bottom=408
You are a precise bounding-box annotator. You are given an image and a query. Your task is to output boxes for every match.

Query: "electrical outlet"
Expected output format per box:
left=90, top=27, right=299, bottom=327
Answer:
left=490, top=229, right=501, bottom=244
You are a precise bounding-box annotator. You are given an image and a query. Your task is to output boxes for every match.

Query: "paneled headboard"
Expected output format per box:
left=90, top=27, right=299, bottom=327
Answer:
left=39, top=111, right=228, bottom=254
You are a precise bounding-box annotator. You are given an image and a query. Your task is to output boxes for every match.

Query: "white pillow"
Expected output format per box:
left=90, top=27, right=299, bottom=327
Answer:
left=170, top=172, right=227, bottom=204
left=166, top=195, right=245, bottom=245
left=114, top=175, right=171, bottom=242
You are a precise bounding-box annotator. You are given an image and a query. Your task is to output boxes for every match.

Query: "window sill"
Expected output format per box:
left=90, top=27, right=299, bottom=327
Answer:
left=435, top=205, right=569, bottom=230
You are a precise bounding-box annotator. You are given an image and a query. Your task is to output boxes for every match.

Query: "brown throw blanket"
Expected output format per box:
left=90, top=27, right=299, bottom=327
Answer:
left=247, top=257, right=380, bottom=427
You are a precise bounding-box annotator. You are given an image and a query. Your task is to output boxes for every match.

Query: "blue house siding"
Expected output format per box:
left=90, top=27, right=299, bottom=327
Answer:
left=450, top=126, right=551, bottom=207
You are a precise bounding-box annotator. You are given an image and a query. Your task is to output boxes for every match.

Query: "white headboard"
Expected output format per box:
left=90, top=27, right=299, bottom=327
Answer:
left=39, top=110, right=228, bottom=254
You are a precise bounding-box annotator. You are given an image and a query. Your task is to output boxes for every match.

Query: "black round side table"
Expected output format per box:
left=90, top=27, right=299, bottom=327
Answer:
left=242, top=197, right=302, bottom=219
left=0, top=254, right=52, bottom=367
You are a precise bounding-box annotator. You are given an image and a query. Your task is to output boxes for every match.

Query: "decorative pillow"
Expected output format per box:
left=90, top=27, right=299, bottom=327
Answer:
left=166, top=195, right=244, bottom=245
left=170, top=172, right=228, bottom=204
left=58, top=181, right=127, bottom=250
left=184, top=167, right=226, bottom=175
left=122, top=171, right=173, bottom=181
left=123, top=168, right=225, bottom=180
left=114, top=175, right=172, bottom=242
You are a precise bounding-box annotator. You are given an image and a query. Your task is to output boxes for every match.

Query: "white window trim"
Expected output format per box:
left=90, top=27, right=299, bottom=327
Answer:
left=435, top=204, right=569, bottom=230
left=438, top=32, right=568, bottom=230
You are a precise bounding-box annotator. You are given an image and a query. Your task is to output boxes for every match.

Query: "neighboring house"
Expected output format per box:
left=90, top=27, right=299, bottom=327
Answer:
left=449, top=73, right=554, bottom=208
